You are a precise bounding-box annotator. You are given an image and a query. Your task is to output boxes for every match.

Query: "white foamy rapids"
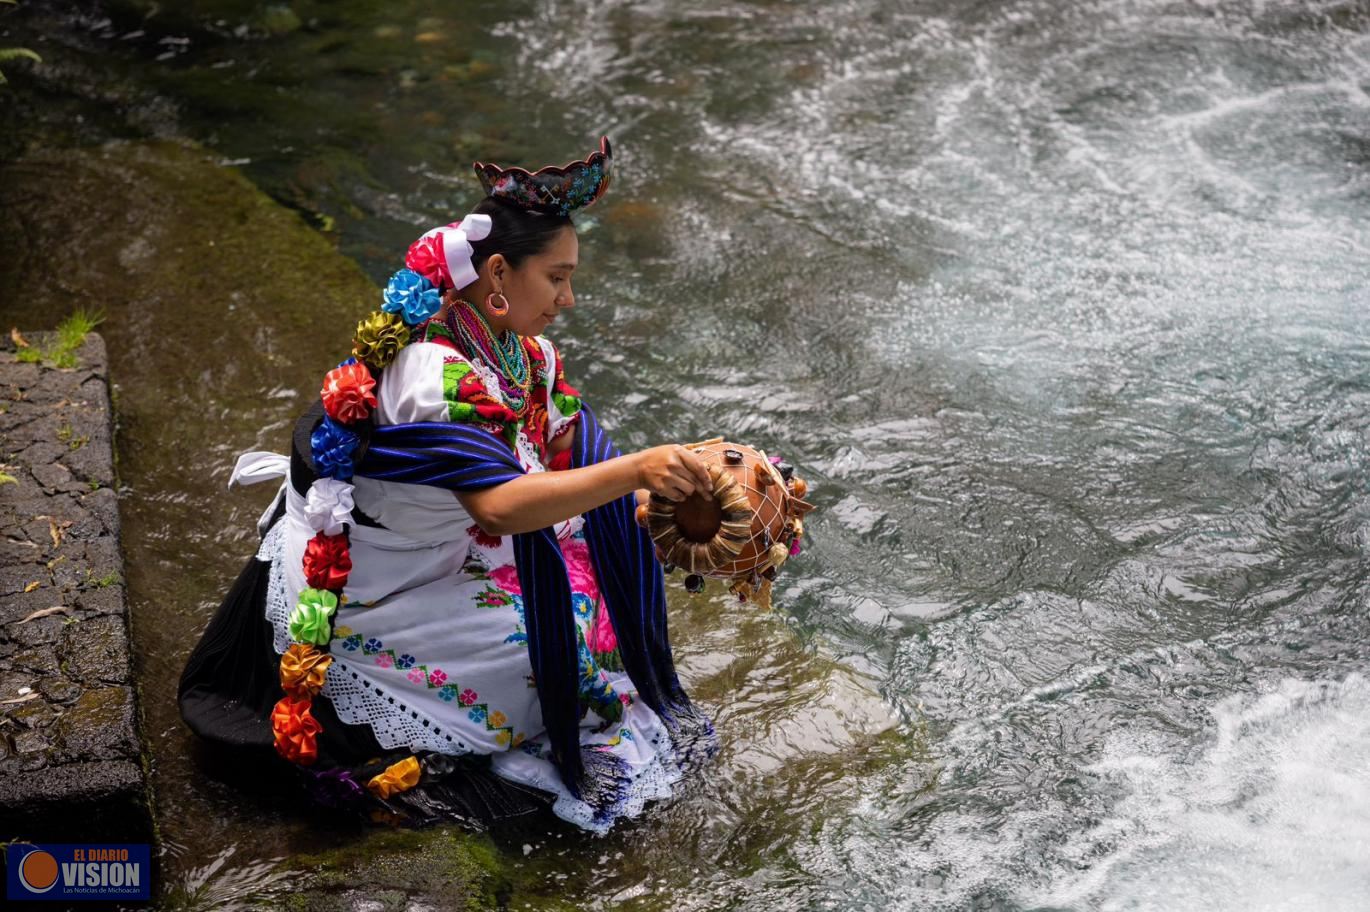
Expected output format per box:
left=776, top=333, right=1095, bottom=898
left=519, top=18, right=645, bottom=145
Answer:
left=793, top=674, right=1370, bottom=912
left=1032, top=674, right=1370, bottom=912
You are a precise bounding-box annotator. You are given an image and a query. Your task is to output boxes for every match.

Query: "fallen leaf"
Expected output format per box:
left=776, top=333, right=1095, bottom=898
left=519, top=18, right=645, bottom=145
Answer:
left=48, top=520, right=61, bottom=549
left=17, top=605, right=69, bottom=624
left=0, top=693, right=40, bottom=706
left=10, top=327, right=29, bottom=349
left=22, top=581, right=40, bottom=593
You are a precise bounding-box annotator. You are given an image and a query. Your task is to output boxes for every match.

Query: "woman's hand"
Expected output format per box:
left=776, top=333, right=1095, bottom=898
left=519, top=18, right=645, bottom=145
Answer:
left=633, top=445, right=713, bottom=502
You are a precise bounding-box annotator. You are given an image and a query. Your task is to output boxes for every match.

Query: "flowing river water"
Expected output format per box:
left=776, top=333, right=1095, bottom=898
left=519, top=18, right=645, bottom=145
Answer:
left=6, top=0, right=1370, bottom=909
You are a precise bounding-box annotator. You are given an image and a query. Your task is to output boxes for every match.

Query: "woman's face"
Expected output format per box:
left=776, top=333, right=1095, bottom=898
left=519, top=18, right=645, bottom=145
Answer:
left=493, top=225, right=579, bottom=337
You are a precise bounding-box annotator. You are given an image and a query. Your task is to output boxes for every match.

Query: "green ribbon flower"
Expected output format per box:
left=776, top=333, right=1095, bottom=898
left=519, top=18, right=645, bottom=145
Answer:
left=289, top=587, right=339, bottom=646
left=352, top=310, right=411, bottom=369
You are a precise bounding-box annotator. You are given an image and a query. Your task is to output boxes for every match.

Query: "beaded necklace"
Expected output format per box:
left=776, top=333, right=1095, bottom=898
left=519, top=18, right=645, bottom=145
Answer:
left=444, top=300, right=533, bottom=415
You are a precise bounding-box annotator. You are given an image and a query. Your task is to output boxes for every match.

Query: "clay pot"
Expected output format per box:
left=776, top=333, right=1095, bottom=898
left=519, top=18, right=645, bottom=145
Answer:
left=643, top=441, right=813, bottom=582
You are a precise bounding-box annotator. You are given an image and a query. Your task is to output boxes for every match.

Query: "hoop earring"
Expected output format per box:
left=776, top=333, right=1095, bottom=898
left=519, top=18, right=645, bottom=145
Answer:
left=486, top=292, right=510, bottom=317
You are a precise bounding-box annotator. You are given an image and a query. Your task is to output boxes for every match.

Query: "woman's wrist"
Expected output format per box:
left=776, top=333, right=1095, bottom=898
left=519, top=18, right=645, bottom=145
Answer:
left=627, top=449, right=647, bottom=490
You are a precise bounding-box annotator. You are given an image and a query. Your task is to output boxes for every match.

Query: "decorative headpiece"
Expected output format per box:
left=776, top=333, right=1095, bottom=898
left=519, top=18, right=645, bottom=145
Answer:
left=403, top=213, right=492, bottom=294
left=474, top=136, right=613, bottom=216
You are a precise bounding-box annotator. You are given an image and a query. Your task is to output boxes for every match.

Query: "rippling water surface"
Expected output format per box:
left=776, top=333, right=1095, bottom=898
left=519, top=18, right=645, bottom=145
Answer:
left=11, top=0, right=1370, bottom=908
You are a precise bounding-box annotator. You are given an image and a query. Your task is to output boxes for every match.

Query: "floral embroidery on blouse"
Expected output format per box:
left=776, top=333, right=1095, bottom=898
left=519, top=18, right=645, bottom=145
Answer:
left=417, top=319, right=584, bottom=467
left=440, top=357, right=518, bottom=443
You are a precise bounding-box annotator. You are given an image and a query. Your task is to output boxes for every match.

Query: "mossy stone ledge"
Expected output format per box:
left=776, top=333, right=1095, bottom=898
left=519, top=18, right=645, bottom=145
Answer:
left=0, top=332, right=153, bottom=844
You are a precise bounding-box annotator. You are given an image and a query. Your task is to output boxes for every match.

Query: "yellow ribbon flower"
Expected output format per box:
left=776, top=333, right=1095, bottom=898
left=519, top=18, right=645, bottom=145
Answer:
left=280, top=643, right=333, bottom=698
left=366, top=755, right=422, bottom=799
left=352, top=311, right=410, bottom=369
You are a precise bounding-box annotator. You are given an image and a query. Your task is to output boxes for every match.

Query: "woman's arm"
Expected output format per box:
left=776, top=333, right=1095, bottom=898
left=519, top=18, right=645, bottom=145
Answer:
left=457, top=445, right=711, bottom=536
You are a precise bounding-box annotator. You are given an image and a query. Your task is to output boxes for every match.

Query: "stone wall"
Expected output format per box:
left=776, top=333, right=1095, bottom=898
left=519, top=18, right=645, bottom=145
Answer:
left=0, top=332, right=152, bottom=844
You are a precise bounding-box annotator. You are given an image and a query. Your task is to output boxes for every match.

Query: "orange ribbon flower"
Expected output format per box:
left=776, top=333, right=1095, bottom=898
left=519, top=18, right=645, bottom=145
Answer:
left=280, top=643, right=333, bottom=699
left=271, top=696, right=322, bottom=766
left=366, top=755, right=422, bottom=799
left=321, top=358, right=378, bottom=424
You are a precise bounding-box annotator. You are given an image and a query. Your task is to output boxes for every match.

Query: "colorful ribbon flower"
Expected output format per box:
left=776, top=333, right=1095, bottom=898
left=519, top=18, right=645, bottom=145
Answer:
left=271, top=696, right=322, bottom=765
left=289, top=587, right=338, bottom=646
left=352, top=310, right=410, bottom=369
left=382, top=268, right=442, bottom=325
left=311, top=415, right=360, bottom=481
left=303, top=531, right=352, bottom=591
left=305, top=766, right=365, bottom=807
left=304, top=478, right=354, bottom=536
left=404, top=234, right=447, bottom=289
left=366, top=755, right=422, bottom=799
left=321, top=357, right=378, bottom=425
left=280, top=643, right=333, bottom=698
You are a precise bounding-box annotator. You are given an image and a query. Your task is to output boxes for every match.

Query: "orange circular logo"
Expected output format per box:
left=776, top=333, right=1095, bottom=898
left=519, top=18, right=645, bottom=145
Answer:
left=18, top=849, right=59, bottom=893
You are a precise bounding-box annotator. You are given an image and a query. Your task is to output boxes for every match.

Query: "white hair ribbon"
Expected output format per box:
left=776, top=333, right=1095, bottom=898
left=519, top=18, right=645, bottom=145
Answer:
left=421, top=213, right=492, bottom=291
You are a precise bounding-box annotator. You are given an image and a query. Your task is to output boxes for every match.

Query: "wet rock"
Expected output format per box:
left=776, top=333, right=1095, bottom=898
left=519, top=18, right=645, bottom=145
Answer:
left=81, top=537, right=123, bottom=578
left=55, top=686, right=137, bottom=762
left=0, top=588, right=54, bottom=625
left=51, top=554, right=89, bottom=590
left=7, top=697, right=58, bottom=730
left=0, top=564, right=43, bottom=598
left=2, top=362, right=40, bottom=387
left=0, top=669, right=34, bottom=700
left=82, top=486, right=121, bottom=535
left=0, top=758, right=150, bottom=843
left=12, top=727, right=53, bottom=756
left=9, top=614, right=65, bottom=647
left=13, top=440, right=65, bottom=470
left=74, top=585, right=123, bottom=616
left=18, top=517, right=57, bottom=548
left=11, top=646, right=61, bottom=676
left=38, top=675, right=82, bottom=704
left=0, top=536, right=42, bottom=563
left=31, top=461, right=72, bottom=490
left=60, top=615, right=132, bottom=685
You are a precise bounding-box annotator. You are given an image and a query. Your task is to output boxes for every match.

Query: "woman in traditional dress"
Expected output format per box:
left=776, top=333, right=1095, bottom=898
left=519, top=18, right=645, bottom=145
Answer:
left=179, top=138, right=717, bottom=833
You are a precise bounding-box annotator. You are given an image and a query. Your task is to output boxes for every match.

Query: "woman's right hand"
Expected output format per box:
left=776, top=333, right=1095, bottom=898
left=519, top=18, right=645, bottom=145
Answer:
left=634, top=445, right=713, bottom=502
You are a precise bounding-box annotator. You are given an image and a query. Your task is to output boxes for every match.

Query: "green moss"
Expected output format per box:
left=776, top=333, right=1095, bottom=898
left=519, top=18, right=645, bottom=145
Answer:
left=88, top=570, right=122, bottom=588
left=15, top=307, right=104, bottom=368
left=56, top=422, right=88, bottom=449
left=283, top=827, right=508, bottom=912
left=0, top=46, right=41, bottom=87
left=257, top=4, right=303, bottom=35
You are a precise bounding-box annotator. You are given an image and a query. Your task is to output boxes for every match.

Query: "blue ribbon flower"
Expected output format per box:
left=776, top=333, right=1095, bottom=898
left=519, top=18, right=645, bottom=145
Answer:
left=382, top=268, right=442, bottom=325
left=311, top=415, right=360, bottom=480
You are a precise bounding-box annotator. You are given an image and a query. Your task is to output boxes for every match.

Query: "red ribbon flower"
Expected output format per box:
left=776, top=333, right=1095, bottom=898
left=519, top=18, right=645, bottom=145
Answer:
left=405, top=233, right=448, bottom=289
left=303, top=531, right=352, bottom=591
left=321, top=359, right=378, bottom=424
left=271, top=696, right=322, bottom=765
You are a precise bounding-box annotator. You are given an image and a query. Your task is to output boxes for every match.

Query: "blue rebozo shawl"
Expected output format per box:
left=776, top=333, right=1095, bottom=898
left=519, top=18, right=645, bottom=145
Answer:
left=356, top=403, right=714, bottom=808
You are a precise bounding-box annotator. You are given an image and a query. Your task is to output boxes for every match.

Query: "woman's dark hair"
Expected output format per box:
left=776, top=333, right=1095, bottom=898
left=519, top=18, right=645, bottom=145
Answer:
left=467, top=197, right=573, bottom=274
